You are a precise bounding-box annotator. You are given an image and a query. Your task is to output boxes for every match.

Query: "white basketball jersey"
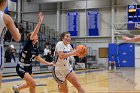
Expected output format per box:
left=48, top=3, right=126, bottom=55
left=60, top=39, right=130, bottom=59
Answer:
left=0, top=11, right=6, bottom=45
left=0, top=11, right=6, bottom=69
left=52, top=41, right=73, bottom=83
left=54, top=41, right=72, bottom=63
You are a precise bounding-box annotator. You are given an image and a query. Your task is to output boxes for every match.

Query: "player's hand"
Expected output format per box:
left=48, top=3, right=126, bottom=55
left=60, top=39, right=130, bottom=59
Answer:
left=73, top=49, right=81, bottom=56
left=135, top=26, right=140, bottom=29
left=47, top=62, right=54, bottom=66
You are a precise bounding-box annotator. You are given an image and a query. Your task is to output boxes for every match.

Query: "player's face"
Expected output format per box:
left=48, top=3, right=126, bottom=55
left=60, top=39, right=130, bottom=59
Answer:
left=33, top=35, right=38, bottom=43
left=63, top=34, right=71, bottom=44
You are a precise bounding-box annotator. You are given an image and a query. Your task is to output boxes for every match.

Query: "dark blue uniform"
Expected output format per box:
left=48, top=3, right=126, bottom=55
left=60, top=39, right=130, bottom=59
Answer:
left=109, top=57, right=115, bottom=63
left=16, top=39, right=39, bottom=78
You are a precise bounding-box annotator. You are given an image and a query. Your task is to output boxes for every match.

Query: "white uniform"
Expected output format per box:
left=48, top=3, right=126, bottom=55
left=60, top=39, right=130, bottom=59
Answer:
left=52, top=41, right=73, bottom=84
left=43, top=48, right=51, bottom=56
left=0, top=11, right=6, bottom=74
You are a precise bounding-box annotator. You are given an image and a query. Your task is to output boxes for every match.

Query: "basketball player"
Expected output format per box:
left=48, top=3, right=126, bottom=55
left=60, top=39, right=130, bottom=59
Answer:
left=12, top=12, right=53, bottom=93
left=52, top=32, right=86, bottom=93
left=0, top=0, right=21, bottom=88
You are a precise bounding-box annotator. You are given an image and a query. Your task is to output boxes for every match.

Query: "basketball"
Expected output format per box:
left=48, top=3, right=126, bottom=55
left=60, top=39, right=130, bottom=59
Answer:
left=76, top=45, right=87, bottom=58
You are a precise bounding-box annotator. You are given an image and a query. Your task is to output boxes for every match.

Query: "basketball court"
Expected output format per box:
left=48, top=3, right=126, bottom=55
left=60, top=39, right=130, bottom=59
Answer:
left=1, top=68, right=140, bottom=93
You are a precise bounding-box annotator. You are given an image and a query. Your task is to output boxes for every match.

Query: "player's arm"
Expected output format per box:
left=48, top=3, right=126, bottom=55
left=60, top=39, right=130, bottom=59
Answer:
left=126, top=26, right=140, bottom=41
left=58, top=50, right=79, bottom=59
left=133, top=36, right=140, bottom=42
left=30, top=12, right=44, bottom=40
left=122, top=35, right=140, bottom=42
left=35, top=56, right=53, bottom=66
left=3, top=14, right=21, bottom=41
left=58, top=50, right=77, bottom=59
left=135, top=26, right=140, bottom=29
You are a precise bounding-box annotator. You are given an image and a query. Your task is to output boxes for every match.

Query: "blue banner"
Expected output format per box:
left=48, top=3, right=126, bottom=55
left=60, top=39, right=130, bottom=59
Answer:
left=11, top=0, right=17, bottom=2
left=67, top=12, right=78, bottom=36
left=87, top=11, right=99, bottom=36
left=127, top=23, right=140, bottom=30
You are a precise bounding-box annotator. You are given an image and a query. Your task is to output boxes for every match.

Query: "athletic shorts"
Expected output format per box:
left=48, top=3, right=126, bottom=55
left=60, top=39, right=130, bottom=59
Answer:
left=16, top=64, right=32, bottom=79
left=52, top=59, right=73, bottom=84
left=111, top=62, right=115, bottom=66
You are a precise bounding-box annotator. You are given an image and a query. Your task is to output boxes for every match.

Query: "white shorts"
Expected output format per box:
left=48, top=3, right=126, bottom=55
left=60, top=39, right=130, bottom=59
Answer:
left=52, top=59, right=73, bottom=84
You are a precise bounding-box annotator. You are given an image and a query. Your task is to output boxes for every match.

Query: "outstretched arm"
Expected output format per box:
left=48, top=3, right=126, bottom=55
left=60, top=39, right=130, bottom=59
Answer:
left=135, top=26, right=140, bottom=29
left=35, top=56, right=54, bottom=66
left=122, top=35, right=140, bottom=42
left=30, top=12, right=44, bottom=40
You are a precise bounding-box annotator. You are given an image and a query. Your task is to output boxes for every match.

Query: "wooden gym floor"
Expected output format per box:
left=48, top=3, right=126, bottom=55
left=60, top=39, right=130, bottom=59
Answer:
left=1, top=68, right=140, bottom=93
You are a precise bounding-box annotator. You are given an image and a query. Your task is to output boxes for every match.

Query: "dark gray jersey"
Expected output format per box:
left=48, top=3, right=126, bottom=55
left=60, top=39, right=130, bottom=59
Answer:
left=19, top=39, right=39, bottom=64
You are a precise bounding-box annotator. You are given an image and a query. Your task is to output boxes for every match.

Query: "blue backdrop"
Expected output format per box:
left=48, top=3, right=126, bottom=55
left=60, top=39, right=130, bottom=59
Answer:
left=108, top=43, right=135, bottom=67
left=67, top=12, right=78, bottom=36
left=118, top=43, right=135, bottom=67
left=87, top=11, right=99, bottom=36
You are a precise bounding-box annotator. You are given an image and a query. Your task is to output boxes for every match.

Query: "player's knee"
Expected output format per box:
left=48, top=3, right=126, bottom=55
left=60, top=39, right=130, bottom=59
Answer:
left=59, top=85, right=68, bottom=93
left=28, top=82, right=36, bottom=88
left=74, top=83, right=82, bottom=90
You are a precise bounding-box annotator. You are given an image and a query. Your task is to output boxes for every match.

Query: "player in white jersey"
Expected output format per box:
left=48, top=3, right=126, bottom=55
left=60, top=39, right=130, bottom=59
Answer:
left=52, top=32, right=86, bottom=93
left=0, top=0, right=21, bottom=88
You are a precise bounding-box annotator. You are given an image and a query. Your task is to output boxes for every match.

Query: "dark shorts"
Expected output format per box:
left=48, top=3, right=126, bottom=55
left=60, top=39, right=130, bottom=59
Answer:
left=16, top=64, right=32, bottom=79
left=111, top=62, right=115, bottom=66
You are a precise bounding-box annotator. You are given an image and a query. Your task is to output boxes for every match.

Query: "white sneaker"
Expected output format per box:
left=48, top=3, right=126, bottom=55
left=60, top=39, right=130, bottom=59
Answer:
left=12, top=85, right=19, bottom=93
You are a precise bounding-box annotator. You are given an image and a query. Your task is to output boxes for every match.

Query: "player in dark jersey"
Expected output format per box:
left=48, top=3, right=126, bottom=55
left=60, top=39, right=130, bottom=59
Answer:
left=12, top=12, right=53, bottom=93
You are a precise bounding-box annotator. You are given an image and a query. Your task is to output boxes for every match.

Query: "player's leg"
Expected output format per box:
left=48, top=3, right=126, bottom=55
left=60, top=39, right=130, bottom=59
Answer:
left=66, top=71, right=86, bottom=93
left=52, top=66, right=69, bottom=93
left=13, top=64, right=35, bottom=93
left=23, top=73, right=36, bottom=93
left=58, top=80, right=68, bottom=93
left=13, top=73, right=35, bottom=93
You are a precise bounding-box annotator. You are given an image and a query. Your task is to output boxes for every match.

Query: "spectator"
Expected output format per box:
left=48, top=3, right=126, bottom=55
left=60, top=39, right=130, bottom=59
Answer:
left=44, top=43, right=52, bottom=62
left=10, top=45, right=16, bottom=63
left=5, top=45, right=16, bottom=63
left=108, top=55, right=116, bottom=70
left=81, top=56, right=87, bottom=68
left=51, top=43, right=55, bottom=56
